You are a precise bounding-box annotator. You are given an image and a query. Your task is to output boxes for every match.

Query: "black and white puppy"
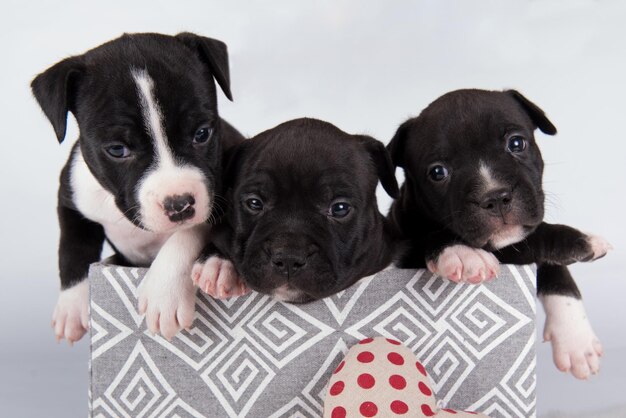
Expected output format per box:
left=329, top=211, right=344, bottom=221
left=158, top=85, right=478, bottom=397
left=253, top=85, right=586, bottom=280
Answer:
left=387, top=89, right=612, bottom=379
left=192, top=118, right=399, bottom=303
left=32, top=32, right=243, bottom=343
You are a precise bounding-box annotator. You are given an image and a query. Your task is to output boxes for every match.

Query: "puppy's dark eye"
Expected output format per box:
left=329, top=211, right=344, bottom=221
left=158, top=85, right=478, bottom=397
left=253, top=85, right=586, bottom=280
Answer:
left=428, top=165, right=449, bottom=182
left=193, top=127, right=213, bottom=144
left=330, top=202, right=351, bottom=218
left=507, top=136, right=526, bottom=153
left=245, top=198, right=264, bottom=212
left=105, top=144, right=131, bottom=159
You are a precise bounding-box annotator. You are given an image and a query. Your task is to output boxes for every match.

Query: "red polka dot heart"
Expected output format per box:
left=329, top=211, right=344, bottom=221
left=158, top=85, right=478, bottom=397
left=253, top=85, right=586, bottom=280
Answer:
left=324, top=337, right=489, bottom=417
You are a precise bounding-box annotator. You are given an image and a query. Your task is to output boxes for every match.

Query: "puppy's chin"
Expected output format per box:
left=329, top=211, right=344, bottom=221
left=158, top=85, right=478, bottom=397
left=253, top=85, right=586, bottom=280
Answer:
left=486, top=225, right=530, bottom=249
left=241, top=268, right=339, bottom=304
left=456, top=209, right=541, bottom=250
left=271, top=285, right=313, bottom=304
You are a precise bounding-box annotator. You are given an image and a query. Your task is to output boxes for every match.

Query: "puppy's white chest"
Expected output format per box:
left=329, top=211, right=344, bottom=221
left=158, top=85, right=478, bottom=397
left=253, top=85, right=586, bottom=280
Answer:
left=70, top=149, right=171, bottom=265
left=102, top=221, right=170, bottom=266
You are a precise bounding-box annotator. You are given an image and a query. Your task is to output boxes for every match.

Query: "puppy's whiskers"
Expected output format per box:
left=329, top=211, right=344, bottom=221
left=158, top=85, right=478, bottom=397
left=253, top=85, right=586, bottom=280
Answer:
left=211, top=194, right=228, bottom=219
left=115, top=205, right=141, bottom=228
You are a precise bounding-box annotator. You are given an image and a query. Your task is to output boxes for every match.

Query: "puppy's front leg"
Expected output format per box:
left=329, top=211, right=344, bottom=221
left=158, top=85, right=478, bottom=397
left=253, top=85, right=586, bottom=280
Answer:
left=192, top=254, right=248, bottom=299
left=138, top=223, right=209, bottom=341
left=191, top=242, right=249, bottom=299
left=189, top=222, right=248, bottom=299
left=496, top=222, right=612, bottom=265
left=53, top=204, right=105, bottom=344
left=535, top=223, right=611, bottom=264
left=538, top=264, right=603, bottom=380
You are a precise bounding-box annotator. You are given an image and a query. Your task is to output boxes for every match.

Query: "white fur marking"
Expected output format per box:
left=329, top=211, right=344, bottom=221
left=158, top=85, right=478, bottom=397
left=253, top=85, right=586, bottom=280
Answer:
left=132, top=69, right=175, bottom=168
left=136, top=165, right=212, bottom=232
left=70, top=147, right=171, bottom=265
left=540, top=294, right=603, bottom=379
left=478, top=160, right=501, bottom=190
left=586, top=234, right=613, bottom=260
left=489, top=225, right=527, bottom=249
left=52, top=280, right=90, bottom=344
left=273, top=285, right=305, bottom=302
left=131, top=69, right=212, bottom=232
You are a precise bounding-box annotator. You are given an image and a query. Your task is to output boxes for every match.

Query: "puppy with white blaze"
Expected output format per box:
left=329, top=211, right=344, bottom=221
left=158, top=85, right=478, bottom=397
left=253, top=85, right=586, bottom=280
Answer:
left=388, top=89, right=612, bottom=379
left=32, top=32, right=244, bottom=343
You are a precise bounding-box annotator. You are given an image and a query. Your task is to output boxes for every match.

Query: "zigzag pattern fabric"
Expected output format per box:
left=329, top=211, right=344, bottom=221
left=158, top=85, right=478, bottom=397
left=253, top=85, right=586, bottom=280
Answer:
left=89, top=265, right=537, bottom=418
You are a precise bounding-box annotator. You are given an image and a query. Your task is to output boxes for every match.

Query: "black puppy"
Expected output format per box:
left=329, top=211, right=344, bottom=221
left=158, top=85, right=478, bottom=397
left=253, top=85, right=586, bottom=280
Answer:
left=192, top=118, right=399, bottom=302
left=388, top=89, right=611, bottom=379
left=32, top=32, right=242, bottom=342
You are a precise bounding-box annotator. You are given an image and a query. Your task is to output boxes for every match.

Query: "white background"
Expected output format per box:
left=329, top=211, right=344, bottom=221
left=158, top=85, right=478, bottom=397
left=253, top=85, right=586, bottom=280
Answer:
left=1, top=1, right=625, bottom=416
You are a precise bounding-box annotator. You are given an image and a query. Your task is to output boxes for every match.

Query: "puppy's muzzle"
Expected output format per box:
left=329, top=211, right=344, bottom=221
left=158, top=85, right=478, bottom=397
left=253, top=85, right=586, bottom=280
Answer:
left=480, top=188, right=512, bottom=218
left=265, top=237, right=319, bottom=280
left=163, top=193, right=196, bottom=222
left=271, top=251, right=308, bottom=277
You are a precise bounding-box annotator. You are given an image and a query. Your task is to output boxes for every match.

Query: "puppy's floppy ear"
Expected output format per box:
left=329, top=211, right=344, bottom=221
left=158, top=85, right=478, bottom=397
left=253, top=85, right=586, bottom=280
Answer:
left=357, top=135, right=400, bottom=199
left=176, top=32, right=233, bottom=101
left=386, top=119, right=413, bottom=168
left=506, top=89, right=557, bottom=135
left=31, top=56, right=84, bottom=143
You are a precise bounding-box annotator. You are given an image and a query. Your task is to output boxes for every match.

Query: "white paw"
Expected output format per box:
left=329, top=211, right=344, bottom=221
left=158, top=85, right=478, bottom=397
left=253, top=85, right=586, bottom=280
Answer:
left=138, top=265, right=197, bottom=341
left=192, top=257, right=249, bottom=299
left=586, top=234, right=613, bottom=261
left=427, top=245, right=500, bottom=284
left=541, top=295, right=603, bottom=379
left=52, top=280, right=89, bottom=345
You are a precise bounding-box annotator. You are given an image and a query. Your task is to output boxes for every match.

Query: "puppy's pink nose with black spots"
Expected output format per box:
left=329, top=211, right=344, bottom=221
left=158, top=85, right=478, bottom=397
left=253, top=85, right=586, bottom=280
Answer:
left=163, top=193, right=195, bottom=222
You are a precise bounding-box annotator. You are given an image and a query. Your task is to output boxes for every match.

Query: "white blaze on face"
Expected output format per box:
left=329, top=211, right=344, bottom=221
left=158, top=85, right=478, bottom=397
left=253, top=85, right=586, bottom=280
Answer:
left=132, top=68, right=211, bottom=232
left=478, top=159, right=502, bottom=191
left=478, top=160, right=527, bottom=248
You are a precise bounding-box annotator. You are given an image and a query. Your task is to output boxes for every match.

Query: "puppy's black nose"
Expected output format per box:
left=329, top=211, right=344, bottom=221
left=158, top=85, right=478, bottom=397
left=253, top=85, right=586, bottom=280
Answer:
left=480, top=189, right=512, bottom=216
left=164, top=194, right=196, bottom=222
left=271, top=251, right=308, bottom=278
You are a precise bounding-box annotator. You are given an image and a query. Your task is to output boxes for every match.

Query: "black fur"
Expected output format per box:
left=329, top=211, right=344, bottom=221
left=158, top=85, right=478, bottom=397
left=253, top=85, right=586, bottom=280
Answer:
left=209, top=118, right=398, bottom=302
left=32, top=33, right=243, bottom=289
left=388, top=89, right=597, bottom=298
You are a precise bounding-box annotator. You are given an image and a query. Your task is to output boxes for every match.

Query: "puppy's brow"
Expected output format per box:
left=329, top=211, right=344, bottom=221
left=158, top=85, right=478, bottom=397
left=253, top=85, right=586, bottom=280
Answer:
left=421, top=145, right=449, bottom=162
left=501, top=125, right=527, bottom=136
left=239, top=172, right=274, bottom=190
left=319, top=180, right=358, bottom=198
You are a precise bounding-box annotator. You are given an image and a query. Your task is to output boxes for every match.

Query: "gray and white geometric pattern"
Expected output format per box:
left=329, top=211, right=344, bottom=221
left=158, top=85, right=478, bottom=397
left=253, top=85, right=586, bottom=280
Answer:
left=90, top=264, right=537, bottom=418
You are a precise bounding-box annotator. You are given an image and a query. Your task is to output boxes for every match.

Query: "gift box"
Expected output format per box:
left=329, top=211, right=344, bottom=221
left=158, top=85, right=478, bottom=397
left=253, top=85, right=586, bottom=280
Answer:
left=89, top=264, right=537, bottom=418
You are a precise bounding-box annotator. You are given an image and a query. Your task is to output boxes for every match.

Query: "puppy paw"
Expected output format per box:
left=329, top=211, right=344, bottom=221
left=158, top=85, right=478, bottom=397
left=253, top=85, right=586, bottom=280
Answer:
left=427, top=245, right=500, bottom=284
left=52, top=280, right=90, bottom=345
left=584, top=234, right=612, bottom=261
left=541, top=295, right=603, bottom=379
left=565, top=234, right=613, bottom=264
left=192, top=257, right=249, bottom=299
left=138, top=267, right=197, bottom=341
